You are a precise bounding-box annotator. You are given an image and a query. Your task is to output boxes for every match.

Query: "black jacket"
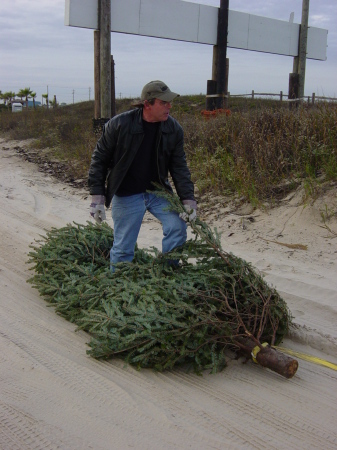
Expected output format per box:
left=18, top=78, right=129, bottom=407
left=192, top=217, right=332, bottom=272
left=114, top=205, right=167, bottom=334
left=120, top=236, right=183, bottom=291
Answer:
left=88, top=108, right=194, bottom=207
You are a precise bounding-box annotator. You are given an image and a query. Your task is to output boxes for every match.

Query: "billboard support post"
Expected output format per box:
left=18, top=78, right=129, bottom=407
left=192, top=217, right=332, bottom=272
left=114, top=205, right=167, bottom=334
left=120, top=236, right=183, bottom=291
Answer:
left=290, top=0, right=309, bottom=101
left=215, top=0, right=229, bottom=110
left=207, top=0, right=229, bottom=111
left=111, top=55, right=116, bottom=117
left=99, top=0, right=111, bottom=119
left=94, top=29, right=100, bottom=119
left=298, top=0, right=309, bottom=99
left=65, top=0, right=327, bottom=109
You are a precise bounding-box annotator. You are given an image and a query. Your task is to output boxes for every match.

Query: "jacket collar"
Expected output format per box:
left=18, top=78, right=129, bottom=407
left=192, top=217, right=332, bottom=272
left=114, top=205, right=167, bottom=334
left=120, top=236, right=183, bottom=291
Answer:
left=131, top=108, right=175, bottom=134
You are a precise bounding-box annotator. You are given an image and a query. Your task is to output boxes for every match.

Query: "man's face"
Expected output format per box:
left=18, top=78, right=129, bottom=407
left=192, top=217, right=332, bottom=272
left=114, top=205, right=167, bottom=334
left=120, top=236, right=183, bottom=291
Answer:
left=143, top=99, right=172, bottom=122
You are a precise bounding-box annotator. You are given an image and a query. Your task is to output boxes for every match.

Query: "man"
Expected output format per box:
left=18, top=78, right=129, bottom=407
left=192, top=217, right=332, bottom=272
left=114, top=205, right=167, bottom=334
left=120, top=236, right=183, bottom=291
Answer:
left=88, top=80, right=196, bottom=268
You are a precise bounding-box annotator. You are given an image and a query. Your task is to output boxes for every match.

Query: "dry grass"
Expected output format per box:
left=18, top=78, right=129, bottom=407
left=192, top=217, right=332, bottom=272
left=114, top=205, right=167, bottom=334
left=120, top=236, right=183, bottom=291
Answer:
left=0, top=97, right=336, bottom=206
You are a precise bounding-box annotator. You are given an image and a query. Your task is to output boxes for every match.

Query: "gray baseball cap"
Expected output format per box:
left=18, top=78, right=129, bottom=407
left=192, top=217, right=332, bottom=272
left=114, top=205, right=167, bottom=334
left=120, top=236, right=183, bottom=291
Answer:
left=141, top=80, right=180, bottom=102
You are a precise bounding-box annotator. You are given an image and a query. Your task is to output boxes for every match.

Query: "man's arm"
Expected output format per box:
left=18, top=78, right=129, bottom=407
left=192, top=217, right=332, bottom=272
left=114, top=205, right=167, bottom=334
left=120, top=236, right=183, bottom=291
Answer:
left=88, top=119, right=117, bottom=221
left=168, top=124, right=195, bottom=202
left=88, top=119, right=118, bottom=196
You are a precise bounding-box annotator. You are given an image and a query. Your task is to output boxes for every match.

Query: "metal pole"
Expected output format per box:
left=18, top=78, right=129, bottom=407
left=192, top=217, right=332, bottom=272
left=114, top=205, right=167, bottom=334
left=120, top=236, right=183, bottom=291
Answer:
left=298, top=0, right=309, bottom=99
left=100, top=0, right=111, bottom=118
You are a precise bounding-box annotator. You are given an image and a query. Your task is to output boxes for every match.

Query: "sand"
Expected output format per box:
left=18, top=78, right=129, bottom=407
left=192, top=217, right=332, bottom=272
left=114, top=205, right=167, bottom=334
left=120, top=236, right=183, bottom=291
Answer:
left=1, top=137, right=336, bottom=450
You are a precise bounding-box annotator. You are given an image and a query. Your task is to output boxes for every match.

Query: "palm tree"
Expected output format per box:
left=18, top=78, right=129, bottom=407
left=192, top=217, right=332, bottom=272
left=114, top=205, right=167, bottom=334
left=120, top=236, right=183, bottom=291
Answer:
left=30, top=92, right=37, bottom=109
left=17, top=87, right=33, bottom=108
left=42, top=93, right=49, bottom=109
left=2, top=91, right=16, bottom=106
left=0, top=91, right=6, bottom=107
left=49, top=95, right=58, bottom=108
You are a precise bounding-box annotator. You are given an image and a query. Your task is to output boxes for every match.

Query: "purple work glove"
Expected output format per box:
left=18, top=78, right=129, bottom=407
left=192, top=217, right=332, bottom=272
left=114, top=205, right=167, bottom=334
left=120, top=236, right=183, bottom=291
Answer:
left=179, top=199, right=197, bottom=223
left=90, top=195, right=106, bottom=223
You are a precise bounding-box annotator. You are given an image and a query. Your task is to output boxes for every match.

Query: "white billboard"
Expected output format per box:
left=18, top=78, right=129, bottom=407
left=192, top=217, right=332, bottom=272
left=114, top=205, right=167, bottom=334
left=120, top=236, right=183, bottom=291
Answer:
left=65, top=0, right=328, bottom=60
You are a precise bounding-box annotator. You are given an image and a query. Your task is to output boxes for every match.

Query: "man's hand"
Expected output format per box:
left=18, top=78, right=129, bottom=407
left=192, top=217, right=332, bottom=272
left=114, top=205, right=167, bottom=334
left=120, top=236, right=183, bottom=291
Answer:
left=179, top=199, right=197, bottom=223
left=90, top=195, right=106, bottom=223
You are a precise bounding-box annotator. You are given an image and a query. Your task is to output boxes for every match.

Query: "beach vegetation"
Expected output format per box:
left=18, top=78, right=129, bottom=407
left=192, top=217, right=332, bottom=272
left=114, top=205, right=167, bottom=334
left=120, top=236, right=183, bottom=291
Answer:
left=0, top=96, right=336, bottom=208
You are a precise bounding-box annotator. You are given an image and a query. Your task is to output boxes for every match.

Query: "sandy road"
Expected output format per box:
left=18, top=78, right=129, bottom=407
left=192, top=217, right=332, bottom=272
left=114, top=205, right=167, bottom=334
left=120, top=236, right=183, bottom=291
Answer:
left=1, top=138, right=336, bottom=449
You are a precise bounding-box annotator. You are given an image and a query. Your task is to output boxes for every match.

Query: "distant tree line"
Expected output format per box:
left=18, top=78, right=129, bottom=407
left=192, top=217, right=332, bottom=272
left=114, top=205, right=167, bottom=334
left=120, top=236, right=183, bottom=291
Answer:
left=0, top=87, right=57, bottom=109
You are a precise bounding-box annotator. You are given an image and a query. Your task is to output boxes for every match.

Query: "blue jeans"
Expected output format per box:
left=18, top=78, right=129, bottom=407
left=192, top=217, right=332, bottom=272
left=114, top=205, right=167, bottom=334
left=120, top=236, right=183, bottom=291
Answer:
left=110, top=193, right=187, bottom=266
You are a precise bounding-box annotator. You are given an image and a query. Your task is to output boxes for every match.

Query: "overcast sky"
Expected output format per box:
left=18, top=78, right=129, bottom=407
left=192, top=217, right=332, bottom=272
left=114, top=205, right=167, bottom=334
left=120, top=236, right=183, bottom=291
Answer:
left=0, top=0, right=336, bottom=105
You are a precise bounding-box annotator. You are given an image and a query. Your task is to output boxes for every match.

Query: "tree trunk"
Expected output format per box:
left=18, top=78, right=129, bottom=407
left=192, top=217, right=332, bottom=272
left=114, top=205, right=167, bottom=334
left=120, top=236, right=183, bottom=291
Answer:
left=237, top=338, right=298, bottom=379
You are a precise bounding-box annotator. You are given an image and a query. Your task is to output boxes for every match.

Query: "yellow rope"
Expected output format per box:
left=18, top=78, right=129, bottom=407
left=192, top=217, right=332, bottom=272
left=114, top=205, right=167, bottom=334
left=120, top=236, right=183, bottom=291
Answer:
left=274, top=346, right=337, bottom=371
left=251, top=342, right=269, bottom=363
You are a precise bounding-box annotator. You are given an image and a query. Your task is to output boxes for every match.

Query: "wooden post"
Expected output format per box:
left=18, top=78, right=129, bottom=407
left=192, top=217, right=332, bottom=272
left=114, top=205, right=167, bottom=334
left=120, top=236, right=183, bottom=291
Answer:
left=252, top=90, right=255, bottom=100
left=215, top=0, right=229, bottom=110
left=100, top=0, right=111, bottom=119
left=207, top=5, right=229, bottom=111
left=206, top=80, right=217, bottom=111
left=290, top=0, right=309, bottom=103
left=212, top=45, right=218, bottom=82
left=94, top=30, right=101, bottom=119
left=312, top=92, right=315, bottom=105
left=205, top=45, right=218, bottom=111
left=293, top=55, right=299, bottom=75
left=280, top=91, right=283, bottom=101
left=289, top=73, right=300, bottom=108
left=225, top=58, right=229, bottom=108
left=298, top=0, right=309, bottom=99
left=111, top=55, right=116, bottom=117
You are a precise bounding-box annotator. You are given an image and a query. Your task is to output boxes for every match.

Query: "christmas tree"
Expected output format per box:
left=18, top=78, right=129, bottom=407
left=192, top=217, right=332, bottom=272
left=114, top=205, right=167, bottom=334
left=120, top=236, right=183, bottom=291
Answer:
left=27, top=192, right=297, bottom=377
